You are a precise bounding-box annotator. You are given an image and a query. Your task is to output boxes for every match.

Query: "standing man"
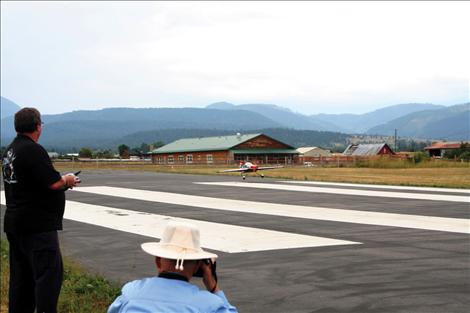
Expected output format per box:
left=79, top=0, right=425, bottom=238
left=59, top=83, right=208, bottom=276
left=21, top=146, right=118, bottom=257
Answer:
left=2, top=107, right=80, bottom=313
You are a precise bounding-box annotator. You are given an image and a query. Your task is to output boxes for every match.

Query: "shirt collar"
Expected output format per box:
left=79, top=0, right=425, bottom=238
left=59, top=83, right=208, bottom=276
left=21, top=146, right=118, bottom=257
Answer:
left=158, top=272, right=189, bottom=282
left=17, top=134, right=35, bottom=143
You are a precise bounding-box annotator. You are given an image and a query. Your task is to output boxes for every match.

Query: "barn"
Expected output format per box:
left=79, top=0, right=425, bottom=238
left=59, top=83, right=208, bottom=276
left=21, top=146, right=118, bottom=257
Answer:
left=150, top=133, right=298, bottom=165
left=343, top=143, right=395, bottom=156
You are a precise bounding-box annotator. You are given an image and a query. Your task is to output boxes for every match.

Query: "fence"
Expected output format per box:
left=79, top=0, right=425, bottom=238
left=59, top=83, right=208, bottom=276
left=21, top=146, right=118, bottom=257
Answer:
left=299, top=154, right=409, bottom=166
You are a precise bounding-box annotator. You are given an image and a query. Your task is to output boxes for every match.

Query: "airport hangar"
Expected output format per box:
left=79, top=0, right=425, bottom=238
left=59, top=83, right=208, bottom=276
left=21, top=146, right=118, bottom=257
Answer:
left=149, top=133, right=299, bottom=165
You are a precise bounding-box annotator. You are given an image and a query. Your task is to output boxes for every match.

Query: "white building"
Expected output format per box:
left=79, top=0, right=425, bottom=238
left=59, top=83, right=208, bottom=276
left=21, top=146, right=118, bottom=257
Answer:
left=297, top=147, right=331, bottom=157
left=48, top=152, right=60, bottom=159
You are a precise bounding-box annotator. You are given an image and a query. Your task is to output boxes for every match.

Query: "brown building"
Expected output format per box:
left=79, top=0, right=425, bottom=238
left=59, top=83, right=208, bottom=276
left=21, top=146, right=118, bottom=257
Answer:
left=149, top=133, right=298, bottom=165
left=424, top=142, right=468, bottom=157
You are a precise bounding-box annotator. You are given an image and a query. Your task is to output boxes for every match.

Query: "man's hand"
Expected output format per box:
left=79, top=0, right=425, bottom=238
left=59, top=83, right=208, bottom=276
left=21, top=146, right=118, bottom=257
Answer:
left=50, top=173, right=80, bottom=190
left=201, top=259, right=219, bottom=293
left=63, top=173, right=80, bottom=189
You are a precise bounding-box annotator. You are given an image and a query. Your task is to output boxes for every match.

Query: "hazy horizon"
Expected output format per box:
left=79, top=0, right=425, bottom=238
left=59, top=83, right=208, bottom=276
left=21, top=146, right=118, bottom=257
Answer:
left=3, top=95, right=464, bottom=117
left=1, top=1, right=469, bottom=115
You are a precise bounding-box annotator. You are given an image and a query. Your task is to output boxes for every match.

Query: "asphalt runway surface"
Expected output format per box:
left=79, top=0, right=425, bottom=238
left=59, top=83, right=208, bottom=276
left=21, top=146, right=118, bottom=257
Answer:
left=1, top=170, right=469, bottom=313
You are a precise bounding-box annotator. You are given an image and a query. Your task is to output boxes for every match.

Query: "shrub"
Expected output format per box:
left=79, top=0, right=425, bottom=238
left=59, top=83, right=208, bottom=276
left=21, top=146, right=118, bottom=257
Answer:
left=413, top=152, right=429, bottom=164
left=459, top=151, right=470, bottom=161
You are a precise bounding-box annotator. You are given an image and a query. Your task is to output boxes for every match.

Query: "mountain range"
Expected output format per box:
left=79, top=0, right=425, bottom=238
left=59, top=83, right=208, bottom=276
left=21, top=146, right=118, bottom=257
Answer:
left=367, top=103, right=469, bottom=140
left=205, top=101, right=468, bottom=140
left=312, top=103, right=446, bottom=133
left=0, top=97, right=21, bottom=119
left=1, top=96, right=468, bottom=151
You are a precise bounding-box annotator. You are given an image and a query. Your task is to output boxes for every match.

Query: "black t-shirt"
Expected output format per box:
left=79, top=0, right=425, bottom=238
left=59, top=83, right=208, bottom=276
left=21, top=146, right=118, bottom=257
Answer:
left=2, top=135, right=65, bottom=233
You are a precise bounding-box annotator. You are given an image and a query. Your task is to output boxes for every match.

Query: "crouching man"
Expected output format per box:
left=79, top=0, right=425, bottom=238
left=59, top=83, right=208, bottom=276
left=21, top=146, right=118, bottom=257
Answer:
left=108, top=221, right=238, bottom=313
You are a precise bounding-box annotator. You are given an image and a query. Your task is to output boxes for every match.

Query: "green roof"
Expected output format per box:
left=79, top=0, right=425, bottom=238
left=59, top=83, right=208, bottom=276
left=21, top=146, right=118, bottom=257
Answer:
left=151, top=133, right=262, bottom=154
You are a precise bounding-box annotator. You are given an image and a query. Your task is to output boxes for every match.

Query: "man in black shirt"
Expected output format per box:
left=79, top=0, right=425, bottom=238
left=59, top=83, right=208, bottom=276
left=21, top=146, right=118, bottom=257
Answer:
left=2, top=108, right=80, bottom=313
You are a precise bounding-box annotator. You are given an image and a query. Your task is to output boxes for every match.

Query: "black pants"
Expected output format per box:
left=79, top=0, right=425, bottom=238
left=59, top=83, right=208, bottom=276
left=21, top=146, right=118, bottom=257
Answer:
left=6, top=231, right=63, bottom=313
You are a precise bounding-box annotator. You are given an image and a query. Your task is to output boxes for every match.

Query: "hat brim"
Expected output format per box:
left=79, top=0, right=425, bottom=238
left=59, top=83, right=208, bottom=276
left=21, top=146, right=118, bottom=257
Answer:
left=141, top=242, right=218, bottom=260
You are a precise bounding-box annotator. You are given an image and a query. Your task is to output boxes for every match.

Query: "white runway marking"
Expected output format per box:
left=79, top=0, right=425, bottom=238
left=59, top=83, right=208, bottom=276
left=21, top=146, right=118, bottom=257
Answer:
left=279, top=181, right=470, bottom=194
left=0, top=192, right=359, bottom=252
left=71, top=187, right=470, bottom=234
left=64, top=200, right=360, bottom=253
left=197, top=182, right=470, bottom=203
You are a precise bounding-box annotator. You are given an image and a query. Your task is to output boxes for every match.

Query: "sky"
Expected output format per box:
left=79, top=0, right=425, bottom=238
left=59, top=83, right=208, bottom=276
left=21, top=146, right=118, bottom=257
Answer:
left=1, top=1, right=469, bottom=115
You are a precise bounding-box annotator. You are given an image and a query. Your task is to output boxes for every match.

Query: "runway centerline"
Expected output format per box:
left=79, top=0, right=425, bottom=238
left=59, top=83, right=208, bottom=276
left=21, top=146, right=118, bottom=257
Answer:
left=197, top=181, right=470, bottom=203
left=278, top=180, right=470, bottom=194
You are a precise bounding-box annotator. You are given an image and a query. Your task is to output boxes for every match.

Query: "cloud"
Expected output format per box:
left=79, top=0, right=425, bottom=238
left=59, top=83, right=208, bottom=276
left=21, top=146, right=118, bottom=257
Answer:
left=1, top=1, right=469, bottom=114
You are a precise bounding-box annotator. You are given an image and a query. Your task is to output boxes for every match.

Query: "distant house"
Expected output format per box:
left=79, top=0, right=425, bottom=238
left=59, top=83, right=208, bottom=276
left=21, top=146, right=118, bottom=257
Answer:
left=149, top=133, right=298, bottom=165
left=297, top=147, right=332, bottom=166
left=424, top=142, right=467, bottom=157
left=48, top=152, right=59, bottom=159
left=297, top=147, right=331, bottom=157
left=343, top=143, right=395, bottom=156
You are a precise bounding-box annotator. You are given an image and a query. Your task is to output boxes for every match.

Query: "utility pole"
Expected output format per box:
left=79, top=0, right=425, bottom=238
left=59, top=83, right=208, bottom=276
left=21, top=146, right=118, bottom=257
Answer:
left=394, top=129, right=398, bottom=152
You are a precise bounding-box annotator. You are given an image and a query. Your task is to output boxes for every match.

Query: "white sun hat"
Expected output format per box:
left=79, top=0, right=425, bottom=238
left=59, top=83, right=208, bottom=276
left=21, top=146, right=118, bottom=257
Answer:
left=141, top=221, right=218, bottom=270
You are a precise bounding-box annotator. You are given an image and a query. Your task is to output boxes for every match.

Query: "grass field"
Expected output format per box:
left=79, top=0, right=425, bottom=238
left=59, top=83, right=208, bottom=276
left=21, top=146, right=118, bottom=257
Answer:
left=54, top=161, right=470, bottom=188
left=0, top=240, right=120, bottom=313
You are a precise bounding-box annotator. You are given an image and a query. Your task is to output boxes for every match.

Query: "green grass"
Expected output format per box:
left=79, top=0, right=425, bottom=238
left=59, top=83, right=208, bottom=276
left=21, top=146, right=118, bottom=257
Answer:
left=0, top=239, right=121, bottom=313
left=54, top=160, right=470, bottom=188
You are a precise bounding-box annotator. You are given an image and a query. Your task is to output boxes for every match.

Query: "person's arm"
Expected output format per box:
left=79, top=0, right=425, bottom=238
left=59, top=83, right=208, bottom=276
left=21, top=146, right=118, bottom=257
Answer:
left=107, top=281, right=136, bottom=313
left=213, top=290, right=238, bottom=313
left=107, top=295, right=126, bottom=313
left=27, top=144, right=80, bottom=190
left=201, top=260, right=219, bottom=293
left=49, top=174, right=80, bottom=190
left=201, top=260, right=238, bottom=312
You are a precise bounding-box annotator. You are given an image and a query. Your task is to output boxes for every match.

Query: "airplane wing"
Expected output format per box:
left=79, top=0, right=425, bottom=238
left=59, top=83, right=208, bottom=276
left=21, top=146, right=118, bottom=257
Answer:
left=256, top=166, right=284, bottom=171
left=218, top=168, right=249, bottom=173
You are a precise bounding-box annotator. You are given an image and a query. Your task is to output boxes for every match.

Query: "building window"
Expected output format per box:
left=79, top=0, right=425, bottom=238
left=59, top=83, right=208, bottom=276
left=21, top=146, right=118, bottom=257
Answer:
left=178, top=155, right=184, bottom=162
left=207, top=154, right=213, bottom=163
left=168, top=155, right=174, bottom=163
left=186, top=154, right=193, bottom=163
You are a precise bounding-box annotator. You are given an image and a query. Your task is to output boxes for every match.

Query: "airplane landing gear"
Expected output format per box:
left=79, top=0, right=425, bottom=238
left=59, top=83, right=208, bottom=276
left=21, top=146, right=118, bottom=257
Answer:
left=242, top=175, right=246, bottom=180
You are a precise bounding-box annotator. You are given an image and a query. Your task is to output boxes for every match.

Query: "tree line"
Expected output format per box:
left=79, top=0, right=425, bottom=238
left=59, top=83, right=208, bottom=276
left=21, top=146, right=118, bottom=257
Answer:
left=74, top=141, right=164, bottom=159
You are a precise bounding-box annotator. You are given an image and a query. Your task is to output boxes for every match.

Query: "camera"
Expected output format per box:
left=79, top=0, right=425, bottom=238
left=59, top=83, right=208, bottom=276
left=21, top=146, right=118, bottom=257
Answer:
left=194, top=258, right=217, bottom=282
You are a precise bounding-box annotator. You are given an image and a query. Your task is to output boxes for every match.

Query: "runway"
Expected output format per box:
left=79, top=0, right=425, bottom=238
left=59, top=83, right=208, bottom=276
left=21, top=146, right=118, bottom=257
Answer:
left=1, top=170, right=469, bottom=313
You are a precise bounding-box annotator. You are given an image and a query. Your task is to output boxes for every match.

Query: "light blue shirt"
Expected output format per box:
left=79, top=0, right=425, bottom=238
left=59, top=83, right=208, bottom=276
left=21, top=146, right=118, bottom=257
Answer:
left=107, top=276, right=238, bottom=313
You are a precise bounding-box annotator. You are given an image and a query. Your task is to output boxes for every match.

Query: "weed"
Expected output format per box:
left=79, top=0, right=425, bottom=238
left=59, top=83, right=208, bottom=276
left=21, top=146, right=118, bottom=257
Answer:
left=0, top=240, right=121, bottom=313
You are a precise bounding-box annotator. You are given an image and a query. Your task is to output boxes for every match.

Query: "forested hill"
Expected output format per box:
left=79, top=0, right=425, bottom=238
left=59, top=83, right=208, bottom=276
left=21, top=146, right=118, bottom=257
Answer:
left=367, top=103, right=470, bottom=140
left=1, top=107, right=282, bottom=148
left=1, top=100, right=466, bottom=152
left=115, top=128, right=351, bottom=153
left=311, top=103, right=444, bottom=133
left=1, top=96, right=21, bottom=119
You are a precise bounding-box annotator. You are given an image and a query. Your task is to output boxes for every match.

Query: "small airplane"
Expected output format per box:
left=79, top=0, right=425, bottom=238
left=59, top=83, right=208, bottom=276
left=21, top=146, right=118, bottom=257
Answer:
left=218, top=161, right=283, bottom=180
